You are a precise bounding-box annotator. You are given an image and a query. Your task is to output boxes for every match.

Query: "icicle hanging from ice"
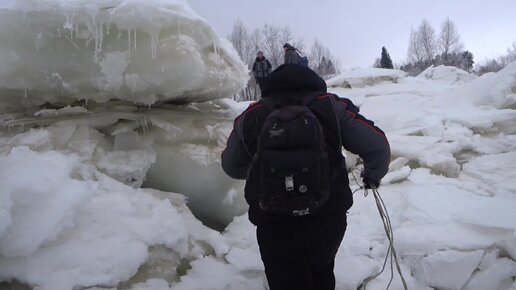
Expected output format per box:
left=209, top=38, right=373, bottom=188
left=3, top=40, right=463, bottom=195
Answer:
left=100, top=22, right=105, bottom=48
left=142, top=115, right=150, bottom=134
left=127, top=29, right=131, bottom=60
left=64, top=13, right=74, bottom=39
left=150, top=34, right=157, bottom=59
left=84, top=11, right=105, bottom=64
left=134, top=29, right=137, bottom=50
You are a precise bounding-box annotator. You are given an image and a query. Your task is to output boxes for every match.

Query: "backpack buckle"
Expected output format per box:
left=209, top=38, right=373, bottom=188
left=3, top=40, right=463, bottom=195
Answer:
left=285, top=175, right=294, bottom=191
left=292, top=208, right=310, bottom=216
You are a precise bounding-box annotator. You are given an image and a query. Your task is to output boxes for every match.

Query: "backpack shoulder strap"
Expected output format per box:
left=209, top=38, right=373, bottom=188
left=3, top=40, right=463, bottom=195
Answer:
left=261, top=91, right=326, bottom=111
left=305, top=93, right=343, bottom=150
left=301, top=91, right=325, bottom=106
left=325, top=94, right=343, bottom=149
left=259, top=97, right=276, bottom=112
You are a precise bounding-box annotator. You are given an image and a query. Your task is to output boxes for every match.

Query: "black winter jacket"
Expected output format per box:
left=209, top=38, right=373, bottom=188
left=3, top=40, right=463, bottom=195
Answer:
left=252, top=57, right=272, bottom=79
left=222, top=64, right=390, bottom=224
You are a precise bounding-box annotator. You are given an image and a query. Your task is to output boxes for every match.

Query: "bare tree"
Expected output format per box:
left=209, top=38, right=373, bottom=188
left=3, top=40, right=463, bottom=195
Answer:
left=309, top=39, right=326, bottom=68
left=249, top=28, right=263, bottom=57
left=262, top=24, right=283, bottom=68
left=476, top=42, right=516, bottom=74
left=406, top=19, right=437, bottom=74
left=407, top=28, right=424, bottom=63
left=476, top=58, right=504, bottom=74
left=417, top=19, right=437, bottom=62
left=438, top=18, right=464, bottom=57
left=261, top=24, right=308, bottom=68
left=228, top=19, right=342, bottom=100
left=262, top=24, right=300, bottom=68
left=310, top=38, right=340, bottom=77
left=373, top=57, right=381, bottom=68
left=500, top=42, right=516, bottom=66
left=228, top=19, right=258, bottom=101
left=228, top=19, right=254, bottom=65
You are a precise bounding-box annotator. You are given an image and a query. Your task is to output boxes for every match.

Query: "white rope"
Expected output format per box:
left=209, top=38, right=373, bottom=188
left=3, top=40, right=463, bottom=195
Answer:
left=351, top=170, right=408, bottom=290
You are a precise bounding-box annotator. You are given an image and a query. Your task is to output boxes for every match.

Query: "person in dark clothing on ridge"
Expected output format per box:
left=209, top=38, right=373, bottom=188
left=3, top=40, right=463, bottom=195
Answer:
left=283, top=42, right=302, bottom=64
left=221, top=64, right=390, bottom=290
left=252, top=50, right=272, bottom=91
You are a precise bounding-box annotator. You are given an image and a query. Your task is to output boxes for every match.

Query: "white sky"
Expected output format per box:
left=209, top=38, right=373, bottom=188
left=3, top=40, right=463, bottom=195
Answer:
left=186, top=0, right=516, bottom=69
left=0, top=0, right=514, bottom=69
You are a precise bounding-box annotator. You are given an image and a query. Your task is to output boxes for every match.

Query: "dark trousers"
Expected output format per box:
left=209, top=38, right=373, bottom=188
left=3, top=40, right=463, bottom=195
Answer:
left=256, top=77, right=267, bottom=92
left=256, top=212, right=347, bottom=290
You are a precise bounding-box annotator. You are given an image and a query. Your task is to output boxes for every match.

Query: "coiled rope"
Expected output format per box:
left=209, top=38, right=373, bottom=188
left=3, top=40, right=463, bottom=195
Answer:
left=351, top=170, right=408, bottom=290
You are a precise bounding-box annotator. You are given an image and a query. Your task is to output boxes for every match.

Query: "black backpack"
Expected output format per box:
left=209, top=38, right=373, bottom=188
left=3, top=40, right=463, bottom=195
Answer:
left=253, top=94, right=330, bottom=216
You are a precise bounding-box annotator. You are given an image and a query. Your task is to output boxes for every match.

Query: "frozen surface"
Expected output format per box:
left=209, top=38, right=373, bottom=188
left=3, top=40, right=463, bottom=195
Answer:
left=418, top=65, right=478, bottom=84
left=463, top=258, right=516, bottom=290
left=1, top=61, right=516, bottom=289
left=412, top=250, right=484, bottom=290
left=1, top=2, right=516, bottom=288
left=0, top=62, right=513, bottom=289
left=0, top=147, right=228, bottom=290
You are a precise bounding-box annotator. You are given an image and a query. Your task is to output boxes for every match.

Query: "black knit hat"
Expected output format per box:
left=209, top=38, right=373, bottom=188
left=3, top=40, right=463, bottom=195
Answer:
left=261, top=64, right=327, bottom=97
left=283, top=43, right=291, bottom=48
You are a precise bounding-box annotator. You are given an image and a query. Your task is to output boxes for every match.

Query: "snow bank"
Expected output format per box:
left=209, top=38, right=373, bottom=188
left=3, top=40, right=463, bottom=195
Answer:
left=462, top=151, right=516, bottom=196
left=0, top=146, right=229, bottom=290
left=326, top=68, right=406, bottom=88
left=455, top=61, right=516, bottom=109
left=0, top=0, right=248, bottom=110
left=417, top=65, right=477, bottom=84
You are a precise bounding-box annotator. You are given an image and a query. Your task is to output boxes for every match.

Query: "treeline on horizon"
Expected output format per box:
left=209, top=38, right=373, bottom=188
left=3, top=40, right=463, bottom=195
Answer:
left=228, top=18, right=515, bottom=100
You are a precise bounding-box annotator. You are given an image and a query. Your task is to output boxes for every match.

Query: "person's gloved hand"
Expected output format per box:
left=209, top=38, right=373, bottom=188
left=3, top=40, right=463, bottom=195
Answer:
left=362, top=177, right=380, bottom=189
left=361, top=171, right=380, bottom=189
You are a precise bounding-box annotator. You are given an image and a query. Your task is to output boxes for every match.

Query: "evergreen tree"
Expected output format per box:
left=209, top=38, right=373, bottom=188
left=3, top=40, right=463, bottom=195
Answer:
left=380, top=46, right=394, bottom=69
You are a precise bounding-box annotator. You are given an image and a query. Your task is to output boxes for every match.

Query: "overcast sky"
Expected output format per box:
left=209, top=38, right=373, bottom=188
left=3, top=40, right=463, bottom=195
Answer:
left=186, top=0, right=516, bottom=69
left=1, top=0, right=514, bottom=69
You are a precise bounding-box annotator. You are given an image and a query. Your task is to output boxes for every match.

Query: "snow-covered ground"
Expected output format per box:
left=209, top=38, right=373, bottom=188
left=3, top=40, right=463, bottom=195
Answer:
left=1, top=1, right=516, bottom=290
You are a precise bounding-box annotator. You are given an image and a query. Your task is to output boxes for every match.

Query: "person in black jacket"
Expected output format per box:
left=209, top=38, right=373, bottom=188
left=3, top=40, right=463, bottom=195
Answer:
left=252, top=51, right=272, bottom=91
left=221, top=64, right=390, bottom=290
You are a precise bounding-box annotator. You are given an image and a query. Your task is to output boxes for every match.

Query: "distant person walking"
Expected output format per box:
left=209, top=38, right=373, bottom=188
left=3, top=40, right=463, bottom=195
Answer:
left=252, top=51, right=272, bottom=91
left=283, top=43, right=302, bottom=65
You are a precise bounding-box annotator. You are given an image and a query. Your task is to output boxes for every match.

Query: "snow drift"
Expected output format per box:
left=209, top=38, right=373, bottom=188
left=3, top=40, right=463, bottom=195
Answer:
left=418, top=65, right=478, bottom=84
left=326, top=67, right=406, bottom=88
